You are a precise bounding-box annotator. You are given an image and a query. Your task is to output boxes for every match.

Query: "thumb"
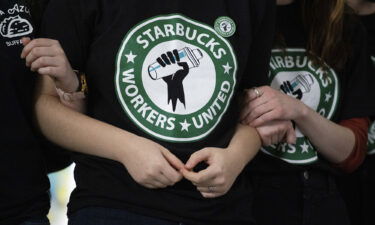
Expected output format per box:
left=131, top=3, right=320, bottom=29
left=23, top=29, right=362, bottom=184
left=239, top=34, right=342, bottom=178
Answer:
left=185, top=148, right=212, bottom=170
left=161, top=148, right=185, bottom=171
left=245, top=88, right=261, bottom=103
left=20, top=37, right=31, bottom=59
left=21, top=37, right=31, bottom=46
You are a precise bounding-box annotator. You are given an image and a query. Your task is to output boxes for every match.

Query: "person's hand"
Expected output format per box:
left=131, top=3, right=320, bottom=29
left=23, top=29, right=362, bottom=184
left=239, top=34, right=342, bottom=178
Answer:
left=240, top=86, right=308, bottom=127
left=21, top=38, right=79, bottom=92
left=121, top=136, right=184, bottom=189
left=255, top=120, right=296, bottom=146
left=182, top=147, right=242, bottom=198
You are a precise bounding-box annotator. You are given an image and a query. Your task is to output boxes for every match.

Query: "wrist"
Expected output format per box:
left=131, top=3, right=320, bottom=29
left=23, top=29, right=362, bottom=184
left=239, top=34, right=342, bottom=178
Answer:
left=56, top=71, right=87, bottom=103
left=295, top=102, right=311, bottom=123
left=113, top=132, right=140, bottom=164
left=227, top=125, right=260, bottom=166
left=228, top=153, right=248, bottom=176
left=56, top=70, right=80, bottom=93
left=122, top=134, right=147, bottom=159
left=225, top=147, right=250, bottom=171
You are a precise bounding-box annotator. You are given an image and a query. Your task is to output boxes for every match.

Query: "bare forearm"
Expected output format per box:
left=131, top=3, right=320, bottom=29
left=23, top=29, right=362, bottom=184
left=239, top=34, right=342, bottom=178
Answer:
left=295, top=106, right=355, bottom=163
left=35, top=93, right=136, bottom=161
left=227, top=124, right=261, bottom=169
left=34, top=75, right=140, bottom=162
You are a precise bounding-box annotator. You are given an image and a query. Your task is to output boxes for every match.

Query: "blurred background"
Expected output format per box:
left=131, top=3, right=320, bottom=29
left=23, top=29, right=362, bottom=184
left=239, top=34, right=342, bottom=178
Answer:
left=47, top=164, right=75, bottom=225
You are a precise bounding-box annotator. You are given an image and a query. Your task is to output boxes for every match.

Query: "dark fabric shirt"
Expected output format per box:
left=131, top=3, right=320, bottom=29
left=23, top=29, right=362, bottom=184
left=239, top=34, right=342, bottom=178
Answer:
left=361, top=13, right=375, bottom=155
left=0, top=1, right=50, bottom=224
left=41, top=0, right=276, bottom=224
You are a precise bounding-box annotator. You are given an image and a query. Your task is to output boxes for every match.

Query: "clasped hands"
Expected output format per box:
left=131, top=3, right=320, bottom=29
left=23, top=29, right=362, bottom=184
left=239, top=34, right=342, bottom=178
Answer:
left=123, top=137, right=241, bottom=199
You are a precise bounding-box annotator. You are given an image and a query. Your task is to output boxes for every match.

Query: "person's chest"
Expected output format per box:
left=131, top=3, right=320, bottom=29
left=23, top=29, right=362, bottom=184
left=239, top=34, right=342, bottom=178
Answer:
left=82, top=0, right=260, bottom=143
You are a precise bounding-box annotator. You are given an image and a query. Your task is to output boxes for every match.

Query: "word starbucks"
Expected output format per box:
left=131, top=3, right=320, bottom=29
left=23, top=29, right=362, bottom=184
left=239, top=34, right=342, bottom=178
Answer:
left=136, top=22, right=227, bottom=59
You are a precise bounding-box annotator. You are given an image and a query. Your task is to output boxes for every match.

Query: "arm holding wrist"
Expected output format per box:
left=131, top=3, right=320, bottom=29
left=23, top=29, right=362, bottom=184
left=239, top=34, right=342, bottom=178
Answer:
left=242, top=86, right=358, bottom=164
left=35, top=74, right=135, bottom=161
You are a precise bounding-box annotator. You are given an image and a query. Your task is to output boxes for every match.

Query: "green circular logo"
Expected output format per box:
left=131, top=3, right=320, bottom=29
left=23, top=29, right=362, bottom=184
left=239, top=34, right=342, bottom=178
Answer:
left=115, top=14, right=237, bottom=142
left=214, top=16, right=236, bottom=38
left=261, top=48, right=339, bottom=164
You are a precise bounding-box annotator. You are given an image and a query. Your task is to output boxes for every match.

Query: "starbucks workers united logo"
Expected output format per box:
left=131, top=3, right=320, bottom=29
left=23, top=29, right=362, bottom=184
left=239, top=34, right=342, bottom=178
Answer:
left=115, top=14, right=237, bottom=142
left=262, top=48, right=339, bottom=164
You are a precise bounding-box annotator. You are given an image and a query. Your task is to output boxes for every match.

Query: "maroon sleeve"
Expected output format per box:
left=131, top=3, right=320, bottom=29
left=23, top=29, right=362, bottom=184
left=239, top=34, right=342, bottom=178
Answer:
left=333, top=117, right=370, bottom=173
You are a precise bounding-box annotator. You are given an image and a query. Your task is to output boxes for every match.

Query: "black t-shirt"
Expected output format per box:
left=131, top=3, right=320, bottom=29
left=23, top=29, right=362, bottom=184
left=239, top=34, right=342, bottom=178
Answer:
left=361, top=13, right=375, bottom=57
left=0, top=1, right=50, bottom=224
left=361, top=13, right=375, bottom=155
left=249, top=2, right=375, bottom=174
left=42, top=0, right=275, bottom=224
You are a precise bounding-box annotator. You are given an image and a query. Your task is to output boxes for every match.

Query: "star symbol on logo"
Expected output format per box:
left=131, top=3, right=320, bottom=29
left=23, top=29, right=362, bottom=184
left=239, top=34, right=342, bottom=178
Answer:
left=180, top=119, right=191, bottom=132
left=125, top=51, right=137, bottom=63
left=325, top=92, right=332, bottom=102
left=300, top=142, right=310, bottom=153
left=222, top=62, right=232, bottom=74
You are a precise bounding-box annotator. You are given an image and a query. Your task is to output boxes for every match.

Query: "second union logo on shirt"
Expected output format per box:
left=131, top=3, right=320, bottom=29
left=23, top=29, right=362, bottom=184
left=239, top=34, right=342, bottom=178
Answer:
left=262, top=48, right=339, bottom=164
